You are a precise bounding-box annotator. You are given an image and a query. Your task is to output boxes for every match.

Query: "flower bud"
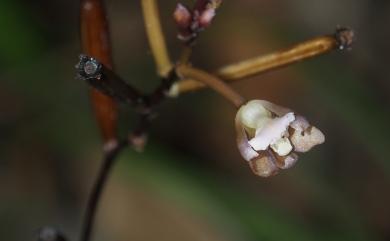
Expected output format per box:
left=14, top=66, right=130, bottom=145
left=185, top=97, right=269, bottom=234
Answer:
left=198, top=8, right=216, bottom=28
left=173, top=0, right=223, bottom=44
left=249, top=152, right=278, bottom=177
left=173, top=3, right=192, bottom=29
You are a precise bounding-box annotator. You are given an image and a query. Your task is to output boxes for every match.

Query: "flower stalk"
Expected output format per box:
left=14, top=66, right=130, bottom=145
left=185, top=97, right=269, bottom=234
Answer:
left=141, top=0, right=173, bottom=77
left=175, top=64, right=245, bottom=107
left=169, top=28, right=354, bottom=95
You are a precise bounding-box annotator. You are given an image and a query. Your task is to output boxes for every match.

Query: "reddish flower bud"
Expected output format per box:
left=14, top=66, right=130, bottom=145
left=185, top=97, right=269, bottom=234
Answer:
left=198, top=8, right=216, bottom=28
left=173, top=3, right=192, bottom=29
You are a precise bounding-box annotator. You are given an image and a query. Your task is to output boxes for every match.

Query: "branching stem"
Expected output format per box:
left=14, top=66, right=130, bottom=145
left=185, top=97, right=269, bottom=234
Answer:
left=176, top=64, right=245, bottom=107
left=170, top=28, right=354, bottom=95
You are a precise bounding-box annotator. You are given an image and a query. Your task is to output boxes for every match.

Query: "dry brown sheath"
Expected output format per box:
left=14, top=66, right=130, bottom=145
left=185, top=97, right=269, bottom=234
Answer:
left=80, top=0, right=118, bottom=142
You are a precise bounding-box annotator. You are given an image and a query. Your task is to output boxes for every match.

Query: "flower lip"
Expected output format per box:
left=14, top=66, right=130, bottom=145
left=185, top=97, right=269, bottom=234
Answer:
left=248, top=112, right=295, bottom=151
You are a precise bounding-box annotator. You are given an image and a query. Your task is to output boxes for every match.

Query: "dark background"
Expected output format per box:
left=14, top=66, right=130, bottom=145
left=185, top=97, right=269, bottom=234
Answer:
left=1, top=0, right=390, bottom=241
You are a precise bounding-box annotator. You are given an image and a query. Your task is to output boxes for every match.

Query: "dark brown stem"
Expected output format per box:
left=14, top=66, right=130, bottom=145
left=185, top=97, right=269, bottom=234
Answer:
left=146, top=70, right=178, bottom=106
left=79, top=140, right=128, bottom=241
left=79, top=115, right=154, bottom=241
left=76, top=55, right=145, bottom=108
left=76, top=55, right=178, bottom=113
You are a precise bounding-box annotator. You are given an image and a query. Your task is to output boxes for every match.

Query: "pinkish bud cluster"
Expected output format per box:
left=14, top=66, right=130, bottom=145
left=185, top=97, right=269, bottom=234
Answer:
left=173, top=0, right=222, bottom=45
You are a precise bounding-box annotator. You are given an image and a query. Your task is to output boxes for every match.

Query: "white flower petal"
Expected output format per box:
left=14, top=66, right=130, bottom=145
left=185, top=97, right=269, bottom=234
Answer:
left=290, top=115, right=310, bottom=131
left=256, top=100, right=292, bottom=116
left=238, top=100, right=272, bottom=129
left=235, top=109, right=259, bottom=161
left=248, top=112, right=295, bottom=151
left=291, top=126, right=325, bottom=152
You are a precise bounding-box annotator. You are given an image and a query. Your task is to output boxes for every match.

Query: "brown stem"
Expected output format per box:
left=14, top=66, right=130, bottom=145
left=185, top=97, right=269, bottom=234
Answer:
left=170, top=28, right=354, bottom=95
left=146, top=70, right=178, bottom=106
left=76, top=55, right=146, bottom=110
left=77, top=55, right=177, bottom=113
left=79, top=111, right=156, bottom=241
left=178, top=46, right=193, bottom=64
left=175, top=65, right=245, bottom=107
left=80, top=0, right=118, bottom=143
left=79, top=140, right=128, bottom=241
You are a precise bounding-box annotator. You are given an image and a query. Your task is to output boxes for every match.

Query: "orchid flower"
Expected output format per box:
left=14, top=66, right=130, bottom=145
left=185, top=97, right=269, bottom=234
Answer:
left=235, top=100, right=325, bottom=177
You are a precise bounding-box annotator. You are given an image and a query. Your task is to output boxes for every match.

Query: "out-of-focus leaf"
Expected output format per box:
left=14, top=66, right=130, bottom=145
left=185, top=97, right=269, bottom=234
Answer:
left=0, top=0, right=43, bottom=68
left=118, top=142, right=377, bottom=241
left=306, top=57, right=390, bottom=174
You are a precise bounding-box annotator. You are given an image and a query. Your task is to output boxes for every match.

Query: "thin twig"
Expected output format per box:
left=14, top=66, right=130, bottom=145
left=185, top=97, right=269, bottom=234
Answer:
left=76, top=55, right=146, bottom=110
left=178, top=46, right=193, bottom=64
left=79, top=140, right=129, bottom=241
left=141, top=0, right=173, bottom=77
left=175, top=64, right=245, bottom=107
left=169, top=28, right=354, bottom=95
left=76, top=55, right=177, bottom=113
left=146, top=69, right=178, bottom=106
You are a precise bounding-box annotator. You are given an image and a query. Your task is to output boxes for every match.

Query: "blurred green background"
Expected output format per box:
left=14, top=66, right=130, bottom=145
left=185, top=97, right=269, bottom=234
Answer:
left=1, top=0, right=390, bottom=241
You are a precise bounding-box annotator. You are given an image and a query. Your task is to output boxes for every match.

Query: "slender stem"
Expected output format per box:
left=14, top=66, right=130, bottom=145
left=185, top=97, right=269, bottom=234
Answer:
left=146, top=70, right=178, bottom=106
left=217, top=36, right=337, bottom=79
left=141, top=0, right=173, bottom=77
left=80, top=141, right=128, bottom=241
left=77, top=55, right=178, bottom=113
left=169, top=28, right=354, bottom=95
left=76, top=55, right=150, bottom=114
left=178, top=46, right=193, bottom=64
left=80, top=0, right=118, bottom=143
left=175, top=65, right=245, bottom=107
